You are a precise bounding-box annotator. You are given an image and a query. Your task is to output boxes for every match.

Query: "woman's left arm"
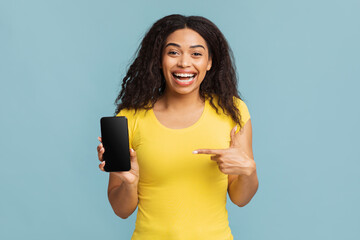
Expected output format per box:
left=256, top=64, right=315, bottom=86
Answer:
left=194, top=119, right=258, bottom=207
left=227, top=119, right=258, bottom=207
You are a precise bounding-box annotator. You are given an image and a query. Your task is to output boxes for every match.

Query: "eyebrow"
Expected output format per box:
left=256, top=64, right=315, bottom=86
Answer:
left=165, top=43, right=205, bottom=50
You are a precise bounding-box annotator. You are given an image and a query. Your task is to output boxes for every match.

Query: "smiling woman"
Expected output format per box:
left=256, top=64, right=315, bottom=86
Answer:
left=96, top=14, right=258, bottom=240
left=161, top=28, right=212, bottom=94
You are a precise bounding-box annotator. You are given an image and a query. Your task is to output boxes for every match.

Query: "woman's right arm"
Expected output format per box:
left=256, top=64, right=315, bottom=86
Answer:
left=97, top=137, right=139, bottom=219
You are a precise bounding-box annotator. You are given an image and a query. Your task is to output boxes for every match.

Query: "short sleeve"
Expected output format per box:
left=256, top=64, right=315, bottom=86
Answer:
left=116, top=108, right=136, bottom=149
left=234, top=97, right=251, bottom=133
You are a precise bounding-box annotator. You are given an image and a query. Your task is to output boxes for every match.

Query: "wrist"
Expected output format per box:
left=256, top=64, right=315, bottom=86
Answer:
left=242, top=158, right=256, bottom=177
left=238, top=167, right=257, bottom=179
left=113, top=172, right=139, bottom=186
left=122, top=179, right=139, bottom=190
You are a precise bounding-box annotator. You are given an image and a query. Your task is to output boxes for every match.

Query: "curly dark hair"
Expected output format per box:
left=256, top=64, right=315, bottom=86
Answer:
left=114, top=14, right=246, bottom=127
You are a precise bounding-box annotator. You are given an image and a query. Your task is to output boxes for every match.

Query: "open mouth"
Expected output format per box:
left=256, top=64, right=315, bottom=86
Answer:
left=172, top=72, right=197, bottom=85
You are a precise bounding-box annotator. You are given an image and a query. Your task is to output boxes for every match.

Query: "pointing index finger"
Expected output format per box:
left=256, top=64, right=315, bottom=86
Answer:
left=193, top=149, right=225, bottom=155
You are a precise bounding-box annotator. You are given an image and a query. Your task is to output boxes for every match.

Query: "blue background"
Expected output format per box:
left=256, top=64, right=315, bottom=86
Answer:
left=1, top=0, right=359, bottom=239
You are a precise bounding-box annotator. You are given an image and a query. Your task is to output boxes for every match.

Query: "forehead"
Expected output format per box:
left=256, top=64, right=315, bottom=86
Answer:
left=165, top=28, right=207, bottom=48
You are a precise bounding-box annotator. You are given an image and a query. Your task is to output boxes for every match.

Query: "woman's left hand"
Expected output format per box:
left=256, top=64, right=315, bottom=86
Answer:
left=193, top=126, right=256, bottom=176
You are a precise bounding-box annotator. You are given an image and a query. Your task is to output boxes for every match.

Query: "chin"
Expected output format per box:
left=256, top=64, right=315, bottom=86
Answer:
left=171, top=86, right=199, bottom=96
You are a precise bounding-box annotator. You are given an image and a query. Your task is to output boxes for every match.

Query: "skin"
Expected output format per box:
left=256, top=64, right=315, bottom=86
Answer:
left=194, top=121, right=258, bottom=207
left=152, top=28, right=212, bottom=128
left=97, top=28, right=258, bottom=218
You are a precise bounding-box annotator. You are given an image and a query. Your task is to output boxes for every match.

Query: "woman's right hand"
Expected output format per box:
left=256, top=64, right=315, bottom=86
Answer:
left=97, top=137, right=139, bottom=185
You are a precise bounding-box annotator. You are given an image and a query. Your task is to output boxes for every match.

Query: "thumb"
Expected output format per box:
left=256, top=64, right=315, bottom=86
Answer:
left=130, top=148, right=137, bottom=163
left=230, top=125, right=238, bottom=148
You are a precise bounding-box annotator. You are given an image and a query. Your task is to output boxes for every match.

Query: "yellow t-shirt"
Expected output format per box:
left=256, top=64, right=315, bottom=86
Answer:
left=116, top=96, right=250, bottom=240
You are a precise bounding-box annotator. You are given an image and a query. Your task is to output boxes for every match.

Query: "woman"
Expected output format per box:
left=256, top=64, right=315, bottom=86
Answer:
left=97, top=14, right=258, bottom=240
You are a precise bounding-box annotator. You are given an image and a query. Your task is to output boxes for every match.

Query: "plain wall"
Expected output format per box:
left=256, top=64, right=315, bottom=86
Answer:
left=1, top=0, right=359, bottom=239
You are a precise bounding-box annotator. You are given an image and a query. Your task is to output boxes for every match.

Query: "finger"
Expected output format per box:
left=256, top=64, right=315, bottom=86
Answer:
left=230, top=125, right=237, bottom=148
left=98, top=137, right=102, bottom=143
left=99, top=161, right=105, bottom=171
left=218, top=164, right=227, bottom=174
left=193, top=149, right=225, bottom=155
left=210, top=155, right=221, bottom=162
left=97, top=143, right=103, bottom=151
left=130, top=148, right=137, bottom=163
left=98, top=146, right=105, bottom=161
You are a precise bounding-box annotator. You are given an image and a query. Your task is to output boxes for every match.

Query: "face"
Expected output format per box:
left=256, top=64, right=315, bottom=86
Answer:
left=161, top=28, right=212, bottom=96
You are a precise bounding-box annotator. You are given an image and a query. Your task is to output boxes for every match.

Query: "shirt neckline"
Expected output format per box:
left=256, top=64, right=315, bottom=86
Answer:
left=149, top=99, right=208, bottom=132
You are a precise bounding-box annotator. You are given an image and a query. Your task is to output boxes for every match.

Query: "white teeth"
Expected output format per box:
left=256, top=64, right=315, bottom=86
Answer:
left=176, top=77, right=194, bottom=83
left=173, top=73, right=195, bottom=77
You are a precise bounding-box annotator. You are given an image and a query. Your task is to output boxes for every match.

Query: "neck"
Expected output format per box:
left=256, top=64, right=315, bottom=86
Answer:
left=158, top=89, right=205, bottom=112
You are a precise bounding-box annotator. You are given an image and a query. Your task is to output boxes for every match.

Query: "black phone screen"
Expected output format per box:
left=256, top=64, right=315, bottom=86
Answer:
left=100, top=116, right=131, bottom=172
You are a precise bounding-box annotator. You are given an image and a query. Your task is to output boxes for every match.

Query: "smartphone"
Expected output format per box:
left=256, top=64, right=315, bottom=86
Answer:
left=100, top=116, right=131, bottom=172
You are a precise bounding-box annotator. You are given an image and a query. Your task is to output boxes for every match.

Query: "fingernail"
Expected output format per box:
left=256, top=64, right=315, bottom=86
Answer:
left=192, top=150, right=198, bottom=154
left=235, top=125, right=238, bottom=131
left=130, top=148, right=134, bottom=152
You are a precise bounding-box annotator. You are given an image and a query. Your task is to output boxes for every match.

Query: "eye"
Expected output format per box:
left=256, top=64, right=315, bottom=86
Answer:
left=192, top=52, right=203, bottom=56
left=168, top=51, right=179, bottom=55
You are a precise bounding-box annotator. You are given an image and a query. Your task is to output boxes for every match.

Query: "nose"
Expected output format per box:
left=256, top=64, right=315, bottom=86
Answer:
left=177, top=54, right=191, bottom=68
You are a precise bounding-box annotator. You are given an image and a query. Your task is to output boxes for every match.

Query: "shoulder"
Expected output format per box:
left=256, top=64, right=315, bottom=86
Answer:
left=116, top=107, right=152, bottom=129
left=207, top=94, right=249, bottom=113
left=116, top=108, right=148, bottom=119
left=233, top=96, right=251, bottom=128
left=115, top=108, right=150, bottom=140
left=116, top=108, right=136, bottom=118
left=116, top=108, right=143, bottom=128
left=233, top=97, right=249, bottom=112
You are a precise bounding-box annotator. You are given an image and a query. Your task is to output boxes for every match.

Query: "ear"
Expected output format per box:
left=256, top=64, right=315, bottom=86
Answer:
left=206, top=57, right=212, bottom=71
